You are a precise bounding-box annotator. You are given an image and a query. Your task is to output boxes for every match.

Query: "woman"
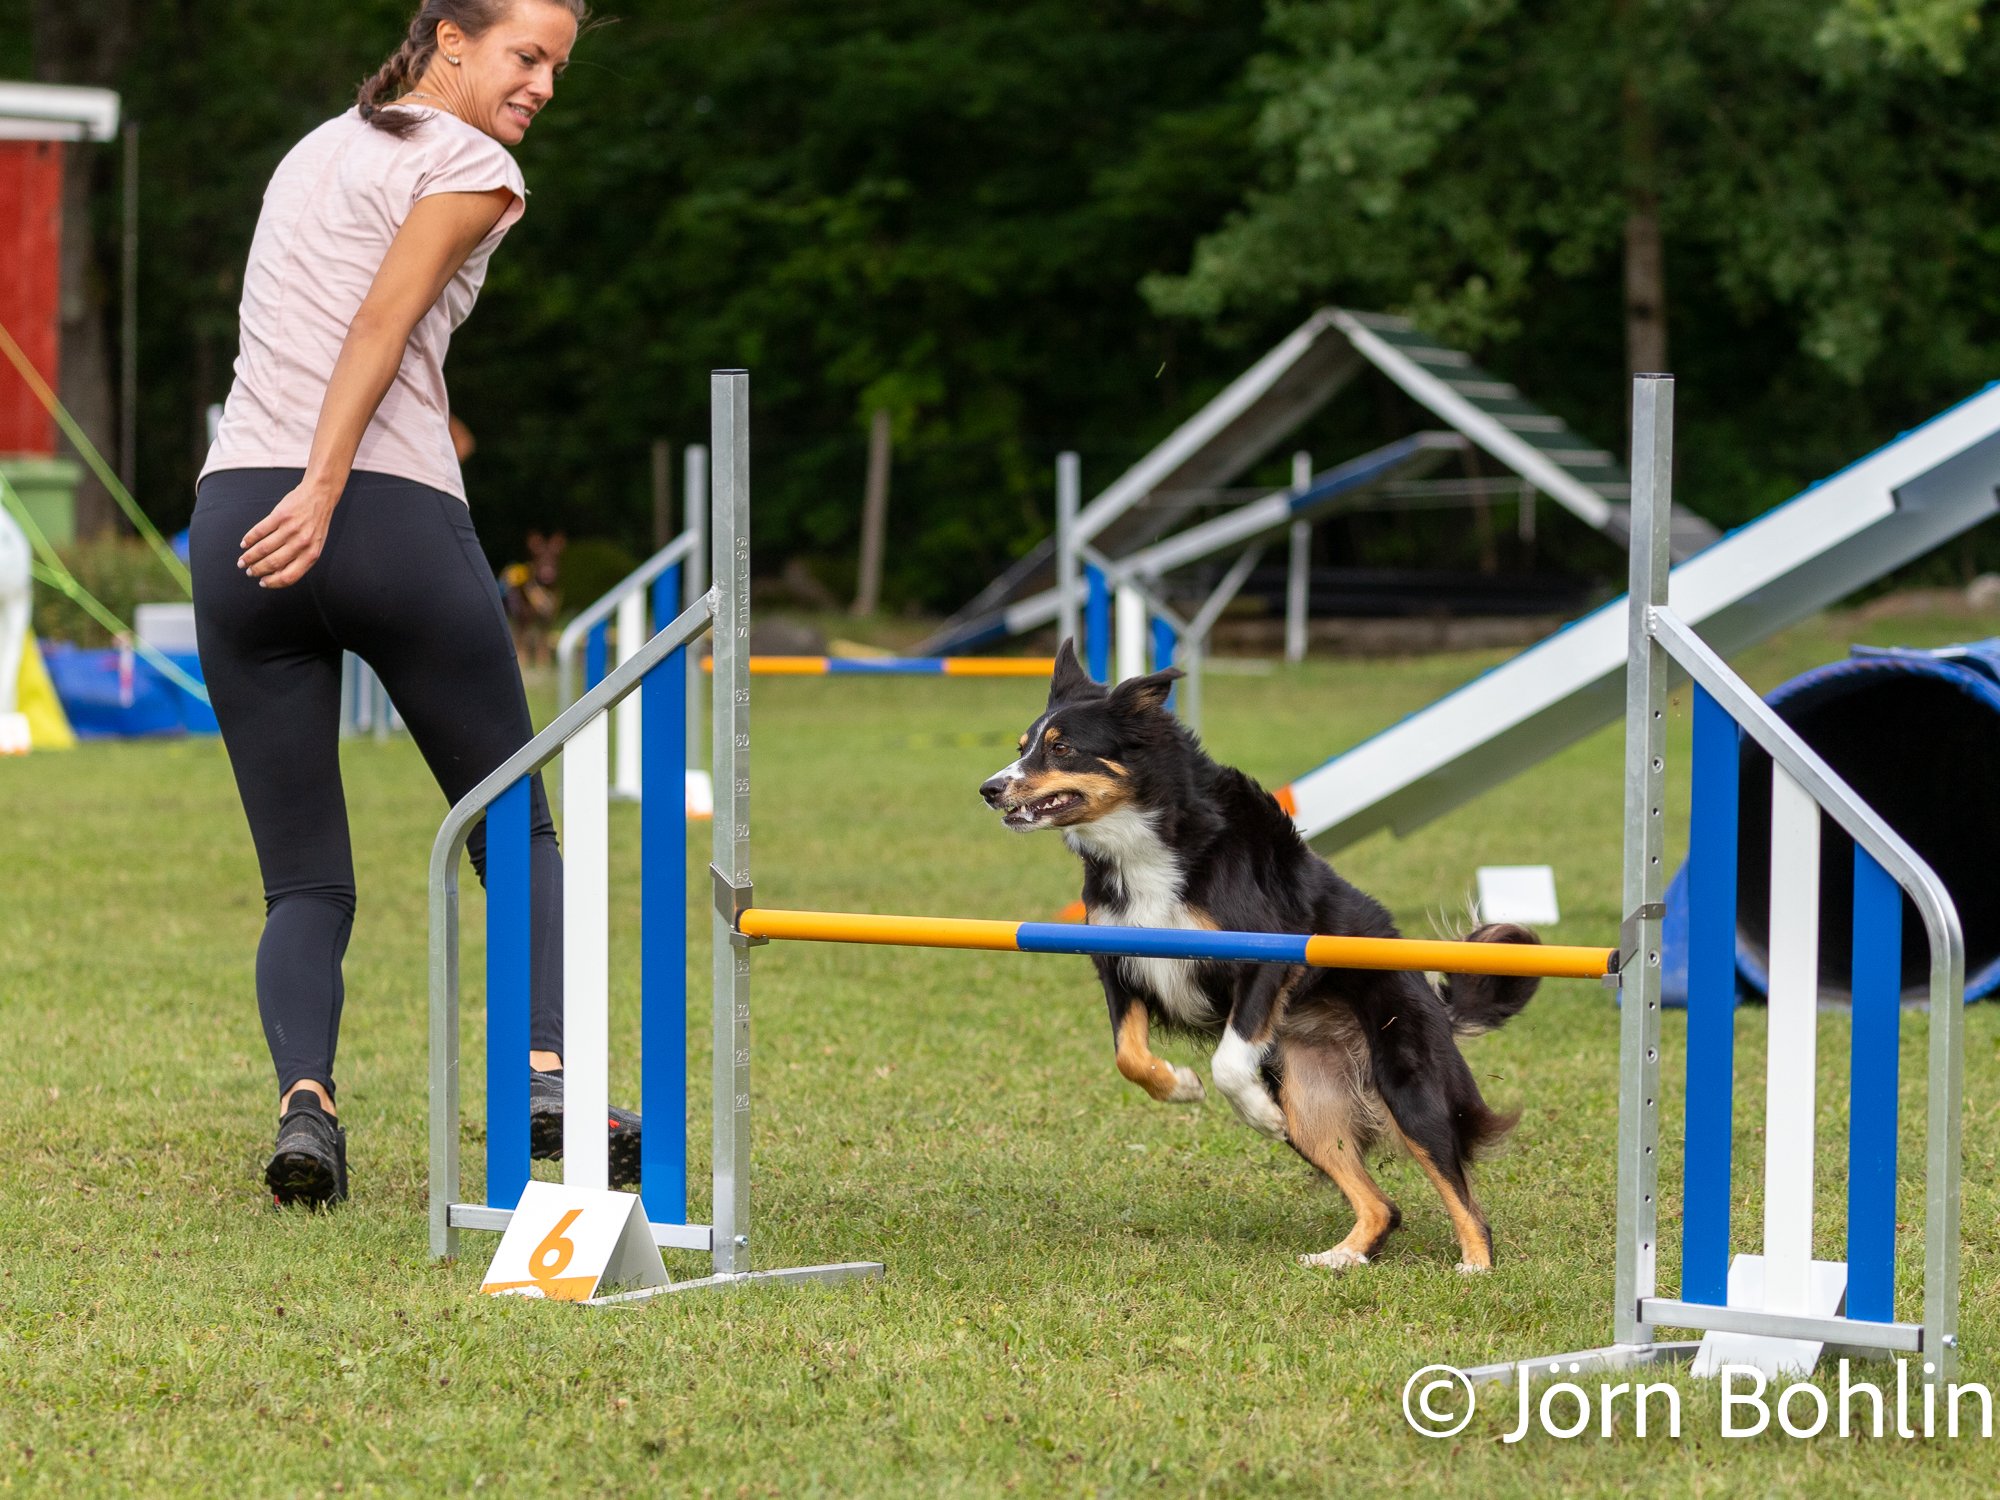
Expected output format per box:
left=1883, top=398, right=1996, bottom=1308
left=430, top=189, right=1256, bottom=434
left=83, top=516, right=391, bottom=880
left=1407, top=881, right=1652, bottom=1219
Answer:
left=193, top=0, right=637, bottom=1208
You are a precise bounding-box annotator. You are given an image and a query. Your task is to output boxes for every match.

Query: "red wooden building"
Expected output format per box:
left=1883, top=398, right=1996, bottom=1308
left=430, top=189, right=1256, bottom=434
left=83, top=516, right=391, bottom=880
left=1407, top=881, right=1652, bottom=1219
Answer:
left=0, top=83, right=121, bottom=538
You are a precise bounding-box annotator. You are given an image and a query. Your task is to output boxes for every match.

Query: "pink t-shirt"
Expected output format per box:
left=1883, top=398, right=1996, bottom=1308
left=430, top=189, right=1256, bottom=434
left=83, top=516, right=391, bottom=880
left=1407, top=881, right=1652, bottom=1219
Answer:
left=200, top=107, right=526, bottom=502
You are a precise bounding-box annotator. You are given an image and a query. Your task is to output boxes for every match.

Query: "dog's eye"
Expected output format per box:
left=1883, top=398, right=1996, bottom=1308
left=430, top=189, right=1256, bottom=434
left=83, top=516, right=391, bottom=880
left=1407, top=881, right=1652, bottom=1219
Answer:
left=1052, top=742, right=1073, bottom=757
left=1017, top=737, right=1028, bottom=753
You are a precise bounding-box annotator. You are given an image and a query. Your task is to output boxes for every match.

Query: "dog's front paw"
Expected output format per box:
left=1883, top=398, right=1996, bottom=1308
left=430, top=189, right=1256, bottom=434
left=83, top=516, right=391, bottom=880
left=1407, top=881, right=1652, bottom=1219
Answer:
left=1455, top=1261, right=1492, bottom=1277
left=1165, top=1065, right=1205, bottom=1104
left=1300, top=1246, right=1370, bottom=1271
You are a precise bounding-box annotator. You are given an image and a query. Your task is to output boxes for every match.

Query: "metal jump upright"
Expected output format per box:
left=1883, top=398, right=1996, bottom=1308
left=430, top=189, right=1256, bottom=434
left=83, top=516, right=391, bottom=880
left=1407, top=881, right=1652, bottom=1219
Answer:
left=428, top=371, right=882, bottom=1295
left=1472, top=375, right=1965, bottom=1386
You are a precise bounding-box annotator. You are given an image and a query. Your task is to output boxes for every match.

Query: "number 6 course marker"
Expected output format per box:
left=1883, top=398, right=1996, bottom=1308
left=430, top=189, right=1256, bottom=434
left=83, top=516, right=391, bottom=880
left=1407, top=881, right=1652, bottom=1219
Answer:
left=480, top=1181, right=671, bottom=1303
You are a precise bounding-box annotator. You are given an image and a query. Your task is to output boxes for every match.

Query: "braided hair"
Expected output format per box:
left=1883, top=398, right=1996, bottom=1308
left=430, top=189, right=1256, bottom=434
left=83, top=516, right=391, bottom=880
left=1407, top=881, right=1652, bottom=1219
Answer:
left=357, top=0, right=590, bottom=137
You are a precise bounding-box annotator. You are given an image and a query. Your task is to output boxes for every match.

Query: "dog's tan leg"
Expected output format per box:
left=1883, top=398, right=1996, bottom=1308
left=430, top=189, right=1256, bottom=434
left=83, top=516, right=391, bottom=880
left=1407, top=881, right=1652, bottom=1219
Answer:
left=1393, top=1127, right=1494, bottom=1273
left=1114, top=1005, right=1204, bottom=1104
left=1280, top=1044, right=1399, bottom=1270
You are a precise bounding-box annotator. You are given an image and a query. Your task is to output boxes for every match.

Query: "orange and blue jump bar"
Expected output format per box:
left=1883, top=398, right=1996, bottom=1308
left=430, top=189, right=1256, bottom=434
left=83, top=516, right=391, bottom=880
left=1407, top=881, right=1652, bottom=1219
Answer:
left=703, top=656, right=1057, bottom=678
left=736, top=909, right=1615, bottom=980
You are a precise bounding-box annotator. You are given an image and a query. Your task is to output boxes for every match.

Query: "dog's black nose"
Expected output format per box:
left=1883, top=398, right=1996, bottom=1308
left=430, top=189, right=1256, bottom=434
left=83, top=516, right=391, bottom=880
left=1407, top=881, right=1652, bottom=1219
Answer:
left=979, top=776, right=1010, bottom=807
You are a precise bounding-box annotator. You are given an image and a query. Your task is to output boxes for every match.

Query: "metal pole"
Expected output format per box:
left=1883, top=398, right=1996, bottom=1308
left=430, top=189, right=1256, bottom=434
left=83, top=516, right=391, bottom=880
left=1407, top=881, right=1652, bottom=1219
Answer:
left=1614, top=373, right=1672, bottom=1349
left=684, top=443, right=710, bottom=775
left=1183, top=637, right=1203, bottom=737
left=652, top=439, right=673, bottom=551
left=1056, top=452, right=1081, bottom=649
left=427, top=840, right=462, bottom=1261
left=1286, top=451, right=1311, bottom=664
left=853, top=408, right=891, bottom=616
left=1114, top=581, right=1147, bottom=683
left=338, top=653, right=357, bottom=739
left=119, top=122, right=138, bottom=495
left=612, top=591, right=645, bottom=797
left=710, top=374, right=753, bottom=1277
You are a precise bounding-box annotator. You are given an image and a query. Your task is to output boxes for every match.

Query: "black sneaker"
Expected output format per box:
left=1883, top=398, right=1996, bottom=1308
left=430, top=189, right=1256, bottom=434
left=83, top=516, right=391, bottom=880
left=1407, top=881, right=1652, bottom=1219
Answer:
left=527, top=1068, right=642, bottom=1190
left=266, top=1094, right=348, bottom=1208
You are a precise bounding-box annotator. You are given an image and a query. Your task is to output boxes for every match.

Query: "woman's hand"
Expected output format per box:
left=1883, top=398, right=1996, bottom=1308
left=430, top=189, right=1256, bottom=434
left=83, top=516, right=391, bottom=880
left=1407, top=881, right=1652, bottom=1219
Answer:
left=239, top=480, right=340, bottom=588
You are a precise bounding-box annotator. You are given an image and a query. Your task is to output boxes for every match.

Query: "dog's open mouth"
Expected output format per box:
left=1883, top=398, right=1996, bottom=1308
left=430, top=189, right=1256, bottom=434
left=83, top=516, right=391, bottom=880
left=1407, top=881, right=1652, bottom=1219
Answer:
left=1004, top=789, right=1085, bottom=828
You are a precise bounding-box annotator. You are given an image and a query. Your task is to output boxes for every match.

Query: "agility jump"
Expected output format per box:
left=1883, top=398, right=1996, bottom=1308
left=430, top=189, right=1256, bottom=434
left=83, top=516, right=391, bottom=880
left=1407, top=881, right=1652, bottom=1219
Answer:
left=734, top=908, right=1611, bottom=980
left=428, top=370, right=1963, bottom=1385
left=705, top=655, right=1057, bottom=677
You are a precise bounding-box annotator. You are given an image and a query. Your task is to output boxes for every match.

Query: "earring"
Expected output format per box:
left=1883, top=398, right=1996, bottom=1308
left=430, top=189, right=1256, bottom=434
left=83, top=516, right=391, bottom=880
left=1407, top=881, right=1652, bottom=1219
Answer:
left=447, top=54, right=462, bottom=66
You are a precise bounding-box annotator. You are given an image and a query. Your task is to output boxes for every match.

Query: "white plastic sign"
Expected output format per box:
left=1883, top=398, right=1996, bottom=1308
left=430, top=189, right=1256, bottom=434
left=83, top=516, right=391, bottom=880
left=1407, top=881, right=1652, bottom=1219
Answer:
left=481, top=1180, right=670, bottom=1302
left=1476, top=865, right=1560, bottom=926
left=685, top=768, right=715, bottom=819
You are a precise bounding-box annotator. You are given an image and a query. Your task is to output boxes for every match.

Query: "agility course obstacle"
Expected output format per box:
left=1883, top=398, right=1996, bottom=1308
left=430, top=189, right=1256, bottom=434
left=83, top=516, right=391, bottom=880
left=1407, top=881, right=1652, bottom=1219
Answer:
left=555, top=451, right=708, bottom=804
left=1659, top=639, right=2000, bottom=1006
left=945, top=429, right=1466, bottom=658
left=430, top=371, right=1963, bottom=1381
left=735, top=908, right=1612, bottom=980
left=431, top=373, right=883, bottom=1293
left=1278, top=379, right=2000, bottom=852
left=922, top=307, right=1719, bottom=658
left=702, top=655, right=1058, bottom=678
left=1466, top=375, right=1964, bottom=1387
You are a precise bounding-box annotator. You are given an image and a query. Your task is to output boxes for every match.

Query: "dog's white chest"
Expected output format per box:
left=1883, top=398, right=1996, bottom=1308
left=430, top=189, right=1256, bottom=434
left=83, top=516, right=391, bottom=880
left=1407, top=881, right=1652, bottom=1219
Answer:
left=1068, top=809, right=1215, bottom=1026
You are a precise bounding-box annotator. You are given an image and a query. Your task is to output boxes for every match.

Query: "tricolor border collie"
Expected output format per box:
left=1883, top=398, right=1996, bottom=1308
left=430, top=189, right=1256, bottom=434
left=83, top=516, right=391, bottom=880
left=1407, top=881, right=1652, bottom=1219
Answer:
left=980, top=643, right=1537, bottom=1272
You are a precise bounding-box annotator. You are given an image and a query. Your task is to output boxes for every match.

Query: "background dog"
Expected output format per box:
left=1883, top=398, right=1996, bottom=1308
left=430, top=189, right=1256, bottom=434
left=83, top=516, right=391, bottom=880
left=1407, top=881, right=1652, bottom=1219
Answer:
left=500, top=530, right=564, bottom=669
left=980, top=641, right=1538, bottom=1272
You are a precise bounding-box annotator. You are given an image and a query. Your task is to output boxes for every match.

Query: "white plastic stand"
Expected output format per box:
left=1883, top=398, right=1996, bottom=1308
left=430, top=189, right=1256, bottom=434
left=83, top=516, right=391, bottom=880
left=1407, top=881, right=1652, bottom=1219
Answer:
left=482, top=1181, right=670, bottom=1303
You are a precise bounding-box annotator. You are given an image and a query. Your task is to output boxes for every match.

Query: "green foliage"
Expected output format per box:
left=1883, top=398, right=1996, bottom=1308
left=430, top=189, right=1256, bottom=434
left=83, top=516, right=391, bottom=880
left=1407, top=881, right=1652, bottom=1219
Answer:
left=1817, top=0, right=1989, bottom=72
left=0, top=18, right=27, bottom=77
left=32, top=535, right=185, bottom=648
left=1150, top=0, right=2000, bottom=535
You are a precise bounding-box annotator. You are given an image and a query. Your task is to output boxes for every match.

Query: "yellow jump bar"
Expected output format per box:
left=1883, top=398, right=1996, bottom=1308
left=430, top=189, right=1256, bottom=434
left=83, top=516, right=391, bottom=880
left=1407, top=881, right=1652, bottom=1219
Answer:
left=737, top=908, right=1615, bottom=980
left=700, top=656, right=1058, bottom=678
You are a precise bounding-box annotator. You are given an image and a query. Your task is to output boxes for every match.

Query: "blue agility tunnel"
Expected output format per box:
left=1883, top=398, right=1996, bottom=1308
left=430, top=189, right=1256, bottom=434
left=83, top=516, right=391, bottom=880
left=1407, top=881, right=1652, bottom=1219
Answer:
left=1663, top=640, right=2000, bottom=1005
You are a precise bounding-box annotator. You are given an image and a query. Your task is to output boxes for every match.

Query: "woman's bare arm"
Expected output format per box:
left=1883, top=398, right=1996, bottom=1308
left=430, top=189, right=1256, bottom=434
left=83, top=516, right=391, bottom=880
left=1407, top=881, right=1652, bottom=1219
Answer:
left=238, top=187, right=516, bottom=588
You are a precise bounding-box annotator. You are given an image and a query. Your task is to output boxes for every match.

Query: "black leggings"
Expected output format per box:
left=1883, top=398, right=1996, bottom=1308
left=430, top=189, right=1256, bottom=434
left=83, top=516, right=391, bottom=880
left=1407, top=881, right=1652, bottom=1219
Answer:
left=191, top=468, right=562, bottom=1100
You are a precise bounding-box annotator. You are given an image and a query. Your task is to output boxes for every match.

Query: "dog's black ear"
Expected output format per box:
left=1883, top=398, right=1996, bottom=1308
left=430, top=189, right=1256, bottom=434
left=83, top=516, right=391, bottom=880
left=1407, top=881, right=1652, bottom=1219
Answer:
left=1109, top=667, right=1184, bottom=716
left=1047, top=638, right=1098, bottom=704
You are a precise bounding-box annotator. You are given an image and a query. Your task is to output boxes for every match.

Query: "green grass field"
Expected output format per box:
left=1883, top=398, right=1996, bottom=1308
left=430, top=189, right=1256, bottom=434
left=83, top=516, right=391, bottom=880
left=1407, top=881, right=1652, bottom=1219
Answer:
left=6, top=609, right=2000, bottom=1496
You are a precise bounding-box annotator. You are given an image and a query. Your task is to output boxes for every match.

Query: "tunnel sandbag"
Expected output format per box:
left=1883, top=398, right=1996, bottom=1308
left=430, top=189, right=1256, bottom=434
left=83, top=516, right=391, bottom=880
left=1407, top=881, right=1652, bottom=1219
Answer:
left=1662, top=641, right=2000, bottom=1005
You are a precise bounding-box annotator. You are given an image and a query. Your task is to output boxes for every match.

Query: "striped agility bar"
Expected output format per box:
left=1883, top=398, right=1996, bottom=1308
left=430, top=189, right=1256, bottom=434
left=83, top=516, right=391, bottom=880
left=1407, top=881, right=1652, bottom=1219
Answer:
left=737, top=908, right=1614, bottom=980
left=698, top=656, right=1057, bottom=678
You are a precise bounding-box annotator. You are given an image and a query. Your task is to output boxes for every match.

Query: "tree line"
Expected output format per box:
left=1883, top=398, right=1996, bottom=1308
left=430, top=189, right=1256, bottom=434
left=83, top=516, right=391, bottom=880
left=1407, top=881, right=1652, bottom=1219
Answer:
left=11, top=0, right=2000, bottom=609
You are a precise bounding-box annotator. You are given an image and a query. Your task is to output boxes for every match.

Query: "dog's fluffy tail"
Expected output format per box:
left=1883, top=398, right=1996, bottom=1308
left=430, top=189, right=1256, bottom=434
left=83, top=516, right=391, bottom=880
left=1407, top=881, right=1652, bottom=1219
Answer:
left=1440, top=922, right=1542, bottom=1038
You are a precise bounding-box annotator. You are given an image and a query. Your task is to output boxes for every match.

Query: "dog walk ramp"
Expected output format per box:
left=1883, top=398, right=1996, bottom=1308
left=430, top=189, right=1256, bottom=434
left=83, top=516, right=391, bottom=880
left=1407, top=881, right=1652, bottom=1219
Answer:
left=1278, top=383, right=2000, bottom=851
left=922, top=307, right=1716, bottom=654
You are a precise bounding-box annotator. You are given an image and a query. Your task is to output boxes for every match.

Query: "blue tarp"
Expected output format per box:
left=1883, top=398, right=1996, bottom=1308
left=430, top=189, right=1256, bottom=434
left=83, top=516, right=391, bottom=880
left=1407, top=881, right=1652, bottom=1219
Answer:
left=41, top=642, right=218, bottom=739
